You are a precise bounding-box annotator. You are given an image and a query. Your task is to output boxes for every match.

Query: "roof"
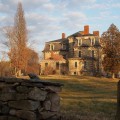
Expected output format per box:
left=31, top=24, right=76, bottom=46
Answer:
left=47, top=38, right=67, bottom=43
left=68, top=31, right=95, bottom=38
left=68, top=31, right=83, bottom=37
left=82, top=34, right=95, bottom=36
left=47, top=52, right=65, bottom=61
left=42, top=42, right=61, bottom=52
left=43, top=29, right=99, bottom=52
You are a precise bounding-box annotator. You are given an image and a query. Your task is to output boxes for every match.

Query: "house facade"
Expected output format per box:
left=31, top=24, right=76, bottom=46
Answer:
left=40, top=25, right=102, bottom=76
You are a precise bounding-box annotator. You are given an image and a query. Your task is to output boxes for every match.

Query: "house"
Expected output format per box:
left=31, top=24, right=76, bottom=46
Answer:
left=40, top=25, right=102, bottom=76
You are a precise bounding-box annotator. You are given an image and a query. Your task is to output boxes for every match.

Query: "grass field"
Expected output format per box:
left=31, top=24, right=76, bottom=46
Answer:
left=40, top=75, right=119, bottom=120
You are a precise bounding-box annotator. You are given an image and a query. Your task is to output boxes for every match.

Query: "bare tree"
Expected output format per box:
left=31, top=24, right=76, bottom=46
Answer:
left=101, top=24, right=120, bottom=78
left=26, top=48, right=39, bottom=75
left=4, top=2, right=29, bottom=76
left=3, top=2, right=40, bottom=76
left=0, top=51, right=11, bottom=77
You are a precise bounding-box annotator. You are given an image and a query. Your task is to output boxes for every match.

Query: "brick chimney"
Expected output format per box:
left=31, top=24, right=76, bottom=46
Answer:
left=84, top=25, right=89, bottom=35
left=93, top=31, right=99, bottom=36
left=62, top=33, right=65, bottom=39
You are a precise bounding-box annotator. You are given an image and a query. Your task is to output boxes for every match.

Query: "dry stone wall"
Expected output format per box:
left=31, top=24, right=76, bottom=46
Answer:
left=116, top=80, right=120, bottom=120
left=0, top=77, right=63, bottom=120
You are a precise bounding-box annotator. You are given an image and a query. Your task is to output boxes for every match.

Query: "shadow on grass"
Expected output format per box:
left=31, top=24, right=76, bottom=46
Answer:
left=61, top=99, right=116, bottom=120
left=41, top=75, right=117, bottom=120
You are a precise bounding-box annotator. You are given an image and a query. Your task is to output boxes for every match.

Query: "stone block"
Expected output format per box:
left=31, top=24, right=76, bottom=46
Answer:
left=45, top=86, right=62, bottom=92
left=0, top=92, right=28, bottom=101
left=38, top=105, right=44, bottom=113
left=16, top=110, right=36, bottom=120
left=43, top=100, right=51, bottom=111
left=1, top=105, right=10, bottom=114
left=0, top=78, right=5, bottom=82
left=2, top=86, right=15, bottom=93
left=21, top=82, right=44, bottom=88
left=8, top=116, right=22, bottom=120
left=0, top=83, right=8, bottom=90
left=40, top=111, right=57, bottom=119
left=0, top=116, right=7, bottom=120
left=16, top=86, right=30, bottom=93
left=8, top=100, right=40, bottom=110
left=48, top=93, right=60, bottom=112
left=9, top=109, right=16, bottom=115
left=28, top=87, right=47, bottom=101
left=116, top=80, right=120, bottom=120
left=46, top=115, right=61, bottom=120
left=15, top=93, right=28, bottom=100
left=0, top=93, right=15, bottom=101
left=5, top=78, right=23, bottom=83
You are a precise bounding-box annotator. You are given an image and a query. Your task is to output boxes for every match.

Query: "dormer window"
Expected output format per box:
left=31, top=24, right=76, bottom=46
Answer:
left=78, top=39, right=82, bottom=46
left=91, top=38, right=95, bottom=46
left=62, top=44, right=66, bottom=50
left=50, top=44, right=54, bottom=51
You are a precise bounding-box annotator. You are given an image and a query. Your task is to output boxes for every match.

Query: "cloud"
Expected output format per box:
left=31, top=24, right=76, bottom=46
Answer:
left=25, top=12, right=61, bottom=35
left=0, top=0, right=54, bottom=14
left=0, top=0, right=120, bottom=52
left=60, top=0, right=96, bottom=6
left=42, top=3, right=55, bottom=10
left=60, top=12, right=87, bottom=31
left=111, top=3, right=120, bottom=8
left=0, top=2, right=11, bottom=13
left=81, top=1, right=120, bottom=10
left=0, top=0, right=95, bottom=52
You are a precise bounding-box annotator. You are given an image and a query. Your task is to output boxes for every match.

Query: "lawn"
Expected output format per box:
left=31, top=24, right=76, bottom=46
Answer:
left=40, top=75, right=119, bottom=120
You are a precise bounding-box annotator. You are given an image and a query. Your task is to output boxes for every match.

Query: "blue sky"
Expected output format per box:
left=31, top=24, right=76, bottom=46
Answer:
left=0, top=0, right=120, bottom=53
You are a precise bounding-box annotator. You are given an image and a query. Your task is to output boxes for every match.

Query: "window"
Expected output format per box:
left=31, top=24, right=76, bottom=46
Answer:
left=75, top=62, right=77, bottom=68
left=84, top=61, right=87, bottom=69
left=91, top=38, right=95, bottom=46
left=62, top=44, right=66, bottom=50
left=79, top=51, right=81, bottom=57
left=91, top=50, right=94, bottom=57
left=74, top=72, right=76, bottom=75
left=45, top=63, right=48, bottom=67
left=51, top=45, right=54, bottom=50
left=63, top=55, right=66, bottom=59
left=56, top=62, right=59, bottom=70
left=50, top=44, right=54, bottom=50
left=78, top=39, right=82, bottom=46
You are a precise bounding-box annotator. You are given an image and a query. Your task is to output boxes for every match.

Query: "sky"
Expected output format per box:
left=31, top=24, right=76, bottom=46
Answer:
left=0, top=0, right=120, bottom=53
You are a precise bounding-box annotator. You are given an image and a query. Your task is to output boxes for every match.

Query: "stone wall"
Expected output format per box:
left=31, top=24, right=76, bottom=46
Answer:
left=116, top=80, right=120, bottom=120
left=0, top=77, right=63, bottom=120
left=68, top=58, right=83, bottom=75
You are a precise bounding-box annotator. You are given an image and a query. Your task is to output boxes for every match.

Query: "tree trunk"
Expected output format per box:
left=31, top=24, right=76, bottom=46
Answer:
left=15, top=68, right=21, bottom=77
left=112, top=73, right=115, bottom=79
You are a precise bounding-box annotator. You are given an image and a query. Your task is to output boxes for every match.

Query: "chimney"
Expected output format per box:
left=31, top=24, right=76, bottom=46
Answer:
left=84, top=25, right=89, bottom=35
left=93, top=31, right=99, bottom=36
left=62, top=33, right=65, bottom=39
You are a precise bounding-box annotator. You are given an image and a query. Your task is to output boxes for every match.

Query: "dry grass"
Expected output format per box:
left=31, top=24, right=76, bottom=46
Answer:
left=40, top=75, right=119, bottom=120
